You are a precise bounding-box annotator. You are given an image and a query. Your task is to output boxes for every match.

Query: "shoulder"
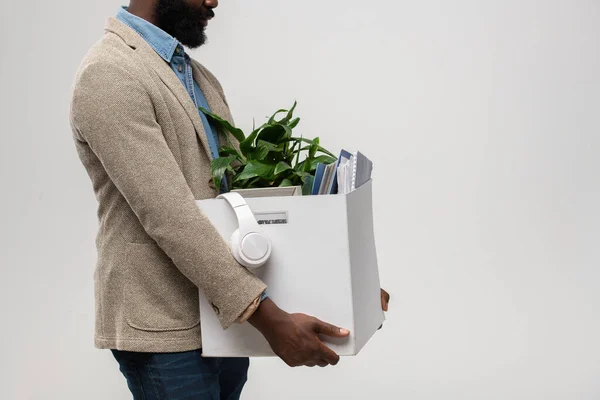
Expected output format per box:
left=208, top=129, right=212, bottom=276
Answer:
left=72, top=33, right=143, bottom=90
left=70, top=35, right=149, bottom=132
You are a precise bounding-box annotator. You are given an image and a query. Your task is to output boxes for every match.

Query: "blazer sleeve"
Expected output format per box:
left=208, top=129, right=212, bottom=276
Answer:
left=70, top=60, right=266, bottom=329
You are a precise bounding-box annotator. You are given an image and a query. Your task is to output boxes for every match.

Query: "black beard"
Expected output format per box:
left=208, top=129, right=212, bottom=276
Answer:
left=155, top=0, right=214, bottom=48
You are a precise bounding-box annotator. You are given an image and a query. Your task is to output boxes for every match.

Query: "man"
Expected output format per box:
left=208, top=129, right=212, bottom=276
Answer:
left=70, top=0, right=390, bottom=398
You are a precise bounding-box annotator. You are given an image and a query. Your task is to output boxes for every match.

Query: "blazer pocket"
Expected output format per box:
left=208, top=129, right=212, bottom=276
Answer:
left=124, top=242, right=200, bottom=332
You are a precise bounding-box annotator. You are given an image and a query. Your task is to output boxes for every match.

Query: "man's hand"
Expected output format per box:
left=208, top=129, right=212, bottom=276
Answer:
left=381, top=288, right=390, bottom=312
left=249, top=298, right=350, bottom=367
left=379, top=288, right=390, bottom=330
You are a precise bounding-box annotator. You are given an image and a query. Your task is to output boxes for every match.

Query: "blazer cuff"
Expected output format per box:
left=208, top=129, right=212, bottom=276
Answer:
left=235, top=290, right=267, bottom=324
left=219, top=278, right=267, bottom=330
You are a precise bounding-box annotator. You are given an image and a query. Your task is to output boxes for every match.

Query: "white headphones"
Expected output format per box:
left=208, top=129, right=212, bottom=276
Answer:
left=217, top=192, right=272, bottom=269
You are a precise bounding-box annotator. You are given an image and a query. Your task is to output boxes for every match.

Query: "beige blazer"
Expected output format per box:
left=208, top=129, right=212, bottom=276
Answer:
left=69, top=17, right=267, bottom=353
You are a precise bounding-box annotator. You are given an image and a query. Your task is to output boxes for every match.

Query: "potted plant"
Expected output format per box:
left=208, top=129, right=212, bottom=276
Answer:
left=201, top=102, right=336, bottom=195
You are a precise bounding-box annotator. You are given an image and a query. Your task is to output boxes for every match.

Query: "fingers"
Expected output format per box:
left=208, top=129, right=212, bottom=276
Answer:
left=318, top=342, right=340, bottom=366
left=310, top=318, right=345, bottom=366
left=313, top=318, right=350, bottom=338
left=296, top=342, right=340, bottom=368
left=305, top=360, right=328, bottom=368
left=381, top=289, right=390, bottom=312
left=297, top=344, right=339, bottom=368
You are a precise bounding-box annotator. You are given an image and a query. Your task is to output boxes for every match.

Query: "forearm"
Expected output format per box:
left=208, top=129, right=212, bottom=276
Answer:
left=120, top=168, right=266, bottom=327
left=248, top=298, right=288, bottom=336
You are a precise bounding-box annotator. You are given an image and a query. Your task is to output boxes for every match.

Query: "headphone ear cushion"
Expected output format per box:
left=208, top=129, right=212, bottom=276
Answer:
left=230, top=229, right=244, bottom=265
left=230, top=229, right=271, bottom=269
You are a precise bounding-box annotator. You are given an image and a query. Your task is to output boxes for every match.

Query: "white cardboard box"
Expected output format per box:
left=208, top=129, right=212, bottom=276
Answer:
left=196, top=180, right=384, bottom=357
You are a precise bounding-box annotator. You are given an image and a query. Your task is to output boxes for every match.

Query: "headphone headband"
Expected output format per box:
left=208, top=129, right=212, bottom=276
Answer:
left=217, top=192, right=272, bottom=269
left=217, top=192, right=260, bottom=232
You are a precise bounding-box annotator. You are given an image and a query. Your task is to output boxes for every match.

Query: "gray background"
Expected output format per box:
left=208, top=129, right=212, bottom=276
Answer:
left=1, top=0, right=599, bottom=399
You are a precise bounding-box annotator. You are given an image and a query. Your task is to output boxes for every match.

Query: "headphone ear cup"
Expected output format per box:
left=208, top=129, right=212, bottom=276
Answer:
left=240, top=232, right=270, bottom=260
left=218, top=192, right=272, bottom=269
left=230, top=229, right=271, bottom=269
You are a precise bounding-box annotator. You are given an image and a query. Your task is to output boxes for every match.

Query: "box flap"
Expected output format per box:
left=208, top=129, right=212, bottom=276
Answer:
left=346, top=180, right=385, bottom=353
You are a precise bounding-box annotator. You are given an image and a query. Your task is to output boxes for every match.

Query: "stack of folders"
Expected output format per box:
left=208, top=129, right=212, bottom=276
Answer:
left=311, top=150, right=373, bottom=195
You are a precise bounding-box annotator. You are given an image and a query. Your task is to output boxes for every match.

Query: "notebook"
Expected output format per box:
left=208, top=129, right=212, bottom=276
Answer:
left=337, top=150, right=373, bottom=195
left=312, top=161, right=338, bottom=195
left=328, top=149, right=353, bottom=195
left=352, top=151, right=373, bottom=191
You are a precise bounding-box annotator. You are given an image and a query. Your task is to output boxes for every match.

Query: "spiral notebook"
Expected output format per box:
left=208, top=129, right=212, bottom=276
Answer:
left=337, top=150, right=373, bottom=195
left=311, top=150, right=373, bottom=195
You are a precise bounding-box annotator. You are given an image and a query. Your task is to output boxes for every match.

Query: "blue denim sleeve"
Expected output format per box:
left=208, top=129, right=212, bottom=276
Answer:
left=259, top=291, right=268, bottom=302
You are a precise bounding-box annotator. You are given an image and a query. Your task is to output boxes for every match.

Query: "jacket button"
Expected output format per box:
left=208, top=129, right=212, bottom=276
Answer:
left=211, top=302, right=220, bottom=315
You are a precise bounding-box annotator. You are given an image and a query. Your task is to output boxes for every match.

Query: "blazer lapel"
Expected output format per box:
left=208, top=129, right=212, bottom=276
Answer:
left=105, top=17, right=215, bottom=162
left=147, top=55, right=216, bottom=162
left=191, top=62, right=241, bottom=153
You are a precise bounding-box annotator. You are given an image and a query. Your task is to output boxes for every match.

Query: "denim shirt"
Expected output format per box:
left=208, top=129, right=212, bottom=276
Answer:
left=116, top=7, right=227, bottom=192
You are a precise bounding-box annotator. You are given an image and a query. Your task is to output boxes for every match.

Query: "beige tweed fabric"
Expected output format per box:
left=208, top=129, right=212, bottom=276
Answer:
left=69, top=17, right=267, bottom=352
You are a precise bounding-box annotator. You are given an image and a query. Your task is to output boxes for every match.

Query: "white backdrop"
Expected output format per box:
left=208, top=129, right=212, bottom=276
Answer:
left=1, top=0, right=599, bottom=399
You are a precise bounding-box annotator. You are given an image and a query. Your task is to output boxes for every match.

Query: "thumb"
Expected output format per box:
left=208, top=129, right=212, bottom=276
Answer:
left=313, top=318, right=350, bottom=338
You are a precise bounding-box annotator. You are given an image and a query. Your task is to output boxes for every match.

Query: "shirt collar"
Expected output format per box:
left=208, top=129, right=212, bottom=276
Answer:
left=116, top=6, right=181, bottom=62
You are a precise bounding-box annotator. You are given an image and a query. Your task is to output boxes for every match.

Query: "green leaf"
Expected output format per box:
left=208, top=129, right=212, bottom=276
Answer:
left=210, top=155, right=237, bottom=190
left=235, top=160, right=276, bottom=182
left=252, top=121, right=268, bottom=134
left=295, top=156, right=337, bottom=174
left=286, top=140, right=299, bottom=160
left=301, top=137, right=319, bottom=173
left=289, top=137, right=336, bottom=158
left=219, top=146, right=244, bottom=162
left=310, top=155, right=337, bottom=170
left=240, top=129, right=260, bottom=157
left=268, top=109, right=288, bottom=124
left=274, top=161, right=292, bottom=175
left=303, top=160, right=312, bottom=172
left=242, top=177, right=262, bottom=189
left=200, top=108, right=245, bottom=142
left=278, top=124, right=293, bottom=142
left=280, top=101, right=297, bottom=125
left=293, top=170, right=312, bottom=178
left=294, top=135, right=303, bottom=167
left=301, top=175, right=314, bottom=196
left=279, top=179, right=294, bottom=187
left=252, top=143, right=270, bottom=161
left=309, top=137, right=320, bottom=159
left=257, top=140, right=284, bottom=153
left=288, top=117, right=300, bottom=129
left=257, top=124, right=286, bottom=144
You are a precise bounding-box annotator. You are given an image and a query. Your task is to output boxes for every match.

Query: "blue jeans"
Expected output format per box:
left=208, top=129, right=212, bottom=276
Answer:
left=112, top=350, right=250, bottom=400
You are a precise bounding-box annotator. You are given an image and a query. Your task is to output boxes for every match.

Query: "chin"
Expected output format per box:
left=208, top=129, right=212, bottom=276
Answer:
left=179, top=28, right=207, bottom=48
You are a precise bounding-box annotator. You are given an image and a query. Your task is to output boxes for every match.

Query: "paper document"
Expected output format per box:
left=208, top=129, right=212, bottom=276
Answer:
left=311, top=161, right=338, bottom=195
left=329, top=149, right=353, bottom=195
left=311, top=149, right=373, bottom=196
